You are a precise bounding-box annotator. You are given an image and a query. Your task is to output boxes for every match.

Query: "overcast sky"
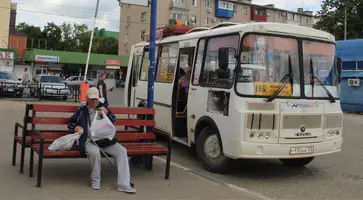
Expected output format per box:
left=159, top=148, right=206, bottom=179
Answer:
left=13, top=0, right=323, bottom=32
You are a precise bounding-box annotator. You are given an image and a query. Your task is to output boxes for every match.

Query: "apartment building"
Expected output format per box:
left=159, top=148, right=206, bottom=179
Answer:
left=118, top=0, right=314, bottom=56
left=0, top=0, right=11, bottom=48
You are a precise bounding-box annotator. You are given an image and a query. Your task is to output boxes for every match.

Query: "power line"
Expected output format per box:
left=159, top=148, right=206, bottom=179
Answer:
left=13, top=0, right=120, bottom=14
left=0, top=6, right=166, bottom=26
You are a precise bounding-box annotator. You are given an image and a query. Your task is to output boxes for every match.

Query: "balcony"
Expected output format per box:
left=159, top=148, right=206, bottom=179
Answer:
left=250, top=7, right=267, bottom=22
left=215, top=0, right=234, bottom=18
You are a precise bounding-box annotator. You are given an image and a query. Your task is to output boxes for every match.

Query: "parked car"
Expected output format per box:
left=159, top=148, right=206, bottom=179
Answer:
left=64, top=76, right=95, bottom=86
left=33, top=75, right=70, bottom=100
left=0, top=71, right=23, bottom=97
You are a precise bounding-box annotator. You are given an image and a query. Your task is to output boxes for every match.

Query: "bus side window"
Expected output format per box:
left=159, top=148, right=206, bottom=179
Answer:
left=139, top=46, right=159, bottom=81
left=200, top=35, right=239, bottom=88
left=132, top=54, right=141, bottom=87
left=192, top=39, right=205, bottom=85
left=155, top=43, right=178, bottom=83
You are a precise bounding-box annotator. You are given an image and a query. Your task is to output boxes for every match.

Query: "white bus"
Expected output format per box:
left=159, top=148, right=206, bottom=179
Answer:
left=124, top=22, right=343, bottom=173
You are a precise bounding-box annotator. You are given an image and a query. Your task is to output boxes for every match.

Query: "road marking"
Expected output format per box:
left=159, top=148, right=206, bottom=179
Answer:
left=154, top=157, right=272, bottom=200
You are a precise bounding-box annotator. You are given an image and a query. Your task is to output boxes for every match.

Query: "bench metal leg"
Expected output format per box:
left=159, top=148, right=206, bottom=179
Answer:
left=165, top=152, right=171, bottom=180
left=29, top=148, right=34, bottom=177
left=20, top=146, right=25, bottom=174
left=12, top=139, right=17, bottom=166
left=147, top=156, right=153, bottom=171
left=37, top=153, right=43, bottom=188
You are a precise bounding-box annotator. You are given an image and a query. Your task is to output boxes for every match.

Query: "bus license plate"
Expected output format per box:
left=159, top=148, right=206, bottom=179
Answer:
left=290, top=147, right=314, bottom=155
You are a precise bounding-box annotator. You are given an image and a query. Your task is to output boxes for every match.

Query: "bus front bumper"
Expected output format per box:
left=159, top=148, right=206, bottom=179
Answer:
left=226, top=137, right=342, bottom=159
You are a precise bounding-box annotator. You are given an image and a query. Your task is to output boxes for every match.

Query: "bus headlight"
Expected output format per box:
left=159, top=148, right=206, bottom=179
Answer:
left=327, top=130, right=340, bottom=137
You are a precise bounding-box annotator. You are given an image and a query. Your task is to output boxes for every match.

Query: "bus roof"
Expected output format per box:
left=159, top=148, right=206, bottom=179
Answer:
left=133, top=22, right=334, bottom=48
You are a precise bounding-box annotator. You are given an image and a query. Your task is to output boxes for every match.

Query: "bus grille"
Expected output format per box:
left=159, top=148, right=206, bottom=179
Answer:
left=282, top=115, right=322, bottom=129
left=324, top=114, right=343, bottom=129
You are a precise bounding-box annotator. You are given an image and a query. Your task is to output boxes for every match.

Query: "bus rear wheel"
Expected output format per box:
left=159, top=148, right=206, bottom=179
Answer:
left=280, top=157, right=315, bottom=167
left=196, top=127, right=231, bottom=173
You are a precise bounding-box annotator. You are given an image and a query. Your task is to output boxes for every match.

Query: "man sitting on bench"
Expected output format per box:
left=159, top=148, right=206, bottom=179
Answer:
left=67, top=87, right=136, bottom=193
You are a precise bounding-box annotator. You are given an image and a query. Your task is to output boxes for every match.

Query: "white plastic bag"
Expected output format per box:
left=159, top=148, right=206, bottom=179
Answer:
left=48, top=133, right=81, bottom=151
left=90, top=111, right=116, bottom=141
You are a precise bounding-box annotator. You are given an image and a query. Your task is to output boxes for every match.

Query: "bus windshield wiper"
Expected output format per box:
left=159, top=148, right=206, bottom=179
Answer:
left=266, top=55, right=293, bottom=102
left=310, top=59, right=336, bottom=103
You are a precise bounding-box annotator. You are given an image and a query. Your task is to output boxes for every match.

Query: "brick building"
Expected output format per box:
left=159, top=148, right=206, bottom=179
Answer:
left=118, top=0, right=314, bottom=56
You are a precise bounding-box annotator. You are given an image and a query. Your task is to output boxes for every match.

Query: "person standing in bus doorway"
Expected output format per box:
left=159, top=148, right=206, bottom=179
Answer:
left=97, top=72, right=108, bottom=106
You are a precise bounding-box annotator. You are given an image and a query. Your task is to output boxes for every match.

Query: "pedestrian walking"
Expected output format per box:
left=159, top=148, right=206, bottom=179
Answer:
left=97, top=72, right=108, bottom=106
left=22, top=68, right=30, bottom=86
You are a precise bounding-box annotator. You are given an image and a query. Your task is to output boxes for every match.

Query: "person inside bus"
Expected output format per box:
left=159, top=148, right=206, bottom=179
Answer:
left=178, top=68, right=191, bottom=95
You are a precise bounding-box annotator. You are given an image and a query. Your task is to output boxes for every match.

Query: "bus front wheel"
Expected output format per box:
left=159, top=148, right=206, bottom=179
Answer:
left=280, top=157, right=315, bottom=167
left=196, top=127, right=231, bottom=173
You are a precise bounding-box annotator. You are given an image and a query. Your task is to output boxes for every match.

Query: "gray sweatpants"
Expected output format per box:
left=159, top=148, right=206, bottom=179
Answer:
left=85, top=141, right=131, bottom=186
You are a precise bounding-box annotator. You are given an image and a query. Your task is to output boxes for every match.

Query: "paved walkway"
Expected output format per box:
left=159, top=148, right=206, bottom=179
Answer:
left=0, top=100, right=257, bottom=200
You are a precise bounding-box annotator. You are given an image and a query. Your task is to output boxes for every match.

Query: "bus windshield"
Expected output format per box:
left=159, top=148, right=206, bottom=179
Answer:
left=302, top=40, right=338, bottom=98
left=236, top=34, right=300, bottom=97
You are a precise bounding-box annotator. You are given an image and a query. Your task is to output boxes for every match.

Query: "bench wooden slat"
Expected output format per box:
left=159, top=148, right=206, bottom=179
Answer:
left=28, top=131, right=155, bottom=142
left=31, top=117, right=69, bottom=125
left=31, top=143, right=168, bottom=157
left=32, top=104, right=78, bottom=112
left=110, top=107, right=155, bottom=115
left=114, top=119, right=155, bottom=126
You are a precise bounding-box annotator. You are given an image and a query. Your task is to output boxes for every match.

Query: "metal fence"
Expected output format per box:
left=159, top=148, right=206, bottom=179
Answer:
left=0, top=82, right=80, bottom=102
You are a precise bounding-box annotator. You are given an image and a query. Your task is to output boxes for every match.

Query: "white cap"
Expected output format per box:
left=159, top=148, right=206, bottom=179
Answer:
left=86, top=87, right=99, bottom=99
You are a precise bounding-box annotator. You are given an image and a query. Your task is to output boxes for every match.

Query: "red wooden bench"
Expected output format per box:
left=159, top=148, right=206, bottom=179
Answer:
left=12, top=104, right=171, bottom=188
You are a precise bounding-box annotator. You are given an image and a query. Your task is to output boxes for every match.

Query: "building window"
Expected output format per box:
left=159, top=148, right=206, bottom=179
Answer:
left=218, top=0, right=234, bottom=11
left=172, top=13, right=186, bottom=20
left=267, top=11, right=271, bottom=18
left=243, top=7, right=248, bottom=15
left=277, top=12, right=281, bottom=18
left=174, top=0, right=184, bottom=3
left=140, top=30, right=145, bottom=39
left=192, top=0, right=197, bottom=7
left=191, top=15, right=197, bottom=24
left=141, top=12, right=146, bottom=22
left=205, top=17, right=209, bottom=25
left=288, top=13, right=293, bottom=20
left=205, top=0, right=211, bottom=8
left=254, top=8, right=266, bottom=16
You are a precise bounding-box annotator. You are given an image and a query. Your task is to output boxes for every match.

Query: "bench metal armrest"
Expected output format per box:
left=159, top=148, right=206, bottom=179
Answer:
left=14, top=122, right=24, bottom=137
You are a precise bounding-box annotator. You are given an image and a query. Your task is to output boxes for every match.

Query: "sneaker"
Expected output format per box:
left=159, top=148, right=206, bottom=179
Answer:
left=118, top=185, right=136, bottom=194
left=91, top=181, right=101, bottom=190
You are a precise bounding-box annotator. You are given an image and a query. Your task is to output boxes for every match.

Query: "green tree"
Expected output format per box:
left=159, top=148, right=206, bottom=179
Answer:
left=16, top=22, right=45, bottom=48
left=314, top=0, right=363, bottom=40
left=96, top=37, right=119, bottom=55
left=43, top=22, right=62, bottom=50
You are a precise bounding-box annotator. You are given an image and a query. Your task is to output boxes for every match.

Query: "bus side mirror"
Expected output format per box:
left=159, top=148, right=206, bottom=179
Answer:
left=218, top=47, right=236, bottom=69
left=337, top=58, right=342, bottom=83
left=218, top=48, right=229, bottom=69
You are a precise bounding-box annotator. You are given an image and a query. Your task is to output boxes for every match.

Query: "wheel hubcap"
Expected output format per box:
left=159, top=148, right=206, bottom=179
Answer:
left=204, top=135, right=221, bottom=159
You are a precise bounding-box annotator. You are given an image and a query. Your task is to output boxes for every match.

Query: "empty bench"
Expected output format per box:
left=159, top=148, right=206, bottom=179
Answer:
left=12, top=104, right=171, bottom=187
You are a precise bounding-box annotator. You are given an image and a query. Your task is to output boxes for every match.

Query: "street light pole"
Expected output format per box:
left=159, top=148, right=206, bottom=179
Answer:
left=84, top=0, right=100, bottom=81
left=147, top=0, right=157, bottom=112
left=344, top=0, right=347, bottom=40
